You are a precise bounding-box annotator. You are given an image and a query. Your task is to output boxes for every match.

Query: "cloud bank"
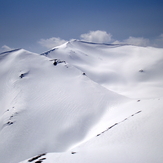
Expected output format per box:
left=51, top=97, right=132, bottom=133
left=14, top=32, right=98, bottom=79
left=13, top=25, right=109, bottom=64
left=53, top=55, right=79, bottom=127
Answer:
left=113, top=37, right=150, bottom=46
left=38, top=31, right=163, bottom=50
left=80, top=30, right=112, bottom=43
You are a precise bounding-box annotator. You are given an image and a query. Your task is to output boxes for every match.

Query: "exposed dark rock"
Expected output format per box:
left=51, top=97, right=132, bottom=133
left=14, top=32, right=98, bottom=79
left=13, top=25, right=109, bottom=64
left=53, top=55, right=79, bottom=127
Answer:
left=7, top=121, right=14, bottom=125
left=53, top=61, right=57, bottom=66
left=139, top=69, right=144, bottom=72
left=19, top=71, right=29, bottom=78
left=35, top=161, right=42, bottom=163
left=96, top=111, right=142, bottom=137
left=51, top=59, right=66, bottom=66
left=108, top=123, right=118, bottom=130
left=40, top=48, right=57, bottom=56
left=20, top=74, right=24, bottom=78
left=28, top=153, right=46, bottom=162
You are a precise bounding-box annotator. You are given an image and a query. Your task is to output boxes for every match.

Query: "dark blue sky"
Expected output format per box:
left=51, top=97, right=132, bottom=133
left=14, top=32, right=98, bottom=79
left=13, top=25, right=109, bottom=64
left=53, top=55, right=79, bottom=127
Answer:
left=0, top=0, right=163, bottom=52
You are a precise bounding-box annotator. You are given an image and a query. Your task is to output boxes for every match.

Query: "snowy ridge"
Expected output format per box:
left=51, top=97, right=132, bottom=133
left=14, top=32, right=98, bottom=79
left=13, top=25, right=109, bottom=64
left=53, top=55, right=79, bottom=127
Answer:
left=0, top=41, right=163, bottom=163
left=45, top=40, right=163, bottom=99
left=0, top=48, right=21, bottom=55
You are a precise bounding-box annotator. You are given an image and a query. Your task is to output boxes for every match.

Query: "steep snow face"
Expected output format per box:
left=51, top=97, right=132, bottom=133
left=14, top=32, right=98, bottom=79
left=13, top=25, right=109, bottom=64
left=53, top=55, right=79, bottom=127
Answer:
left=45, top=40, right=163, bottom=99
left=0, top=48, right=128, bottom=163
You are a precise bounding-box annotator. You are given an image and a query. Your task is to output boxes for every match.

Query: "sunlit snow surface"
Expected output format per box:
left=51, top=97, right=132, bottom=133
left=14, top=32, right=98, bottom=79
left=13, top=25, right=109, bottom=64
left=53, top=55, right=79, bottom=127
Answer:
left=0, top=41, right=163, bottom=163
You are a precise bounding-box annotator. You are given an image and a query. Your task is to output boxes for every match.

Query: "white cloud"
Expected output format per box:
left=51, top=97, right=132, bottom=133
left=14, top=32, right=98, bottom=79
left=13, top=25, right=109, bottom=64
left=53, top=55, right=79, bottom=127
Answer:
left=37, top=32, right=163, bottom=50
left=0, top=45, right=13, bottom=53
left=38, top=37, right=67, bottom=49
left=80, top=30, right=112, bottom=43
left=113, top=37, right=150, bottom=47
left=152, top=34, right=163, bottom=48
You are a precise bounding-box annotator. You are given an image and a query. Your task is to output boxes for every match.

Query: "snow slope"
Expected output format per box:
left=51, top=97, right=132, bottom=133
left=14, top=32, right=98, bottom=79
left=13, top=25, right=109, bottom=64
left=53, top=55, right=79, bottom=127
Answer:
left=37, top=98, right=163, bottom=163
left=44, top=40, right=163, bottom=99
left=0, top=40, right=163, bottom=163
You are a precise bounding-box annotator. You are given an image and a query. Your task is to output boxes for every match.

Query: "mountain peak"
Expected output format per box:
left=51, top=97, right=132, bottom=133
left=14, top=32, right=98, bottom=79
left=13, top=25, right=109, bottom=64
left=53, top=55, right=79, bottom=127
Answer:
left=1, top=42, right=163, bottom=163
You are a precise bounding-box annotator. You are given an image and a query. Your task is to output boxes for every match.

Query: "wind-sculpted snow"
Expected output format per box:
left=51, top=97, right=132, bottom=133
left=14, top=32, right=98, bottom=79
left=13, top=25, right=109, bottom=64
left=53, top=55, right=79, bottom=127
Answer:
left=0, top=47, right=128, bottom=163
left=46, top=40, right=163, bottom=99
left=1, top=41, right=163, bottom=163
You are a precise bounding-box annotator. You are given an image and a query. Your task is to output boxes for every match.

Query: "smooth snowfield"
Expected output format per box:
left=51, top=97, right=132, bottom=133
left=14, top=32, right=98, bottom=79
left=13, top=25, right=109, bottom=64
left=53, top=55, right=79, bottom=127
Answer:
left=0, top=40, right=163, bottom=163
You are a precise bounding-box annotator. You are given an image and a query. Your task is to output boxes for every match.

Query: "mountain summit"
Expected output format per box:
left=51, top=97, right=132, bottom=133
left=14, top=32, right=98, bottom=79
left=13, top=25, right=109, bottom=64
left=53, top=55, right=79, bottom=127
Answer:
left=0, top=41, right=163, bottom=163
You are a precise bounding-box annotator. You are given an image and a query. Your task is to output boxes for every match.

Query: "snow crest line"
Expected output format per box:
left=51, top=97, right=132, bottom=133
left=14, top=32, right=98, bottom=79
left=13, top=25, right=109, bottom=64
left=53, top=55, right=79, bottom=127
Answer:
left=0, top=48, right=21, bottom=55
left=96, top=110, right=142, bottom=137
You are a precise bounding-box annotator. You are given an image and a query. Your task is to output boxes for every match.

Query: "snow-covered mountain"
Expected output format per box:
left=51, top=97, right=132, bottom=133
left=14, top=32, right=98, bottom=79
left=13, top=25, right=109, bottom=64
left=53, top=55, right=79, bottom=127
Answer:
left=0, top=40, right=163, bottom=163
